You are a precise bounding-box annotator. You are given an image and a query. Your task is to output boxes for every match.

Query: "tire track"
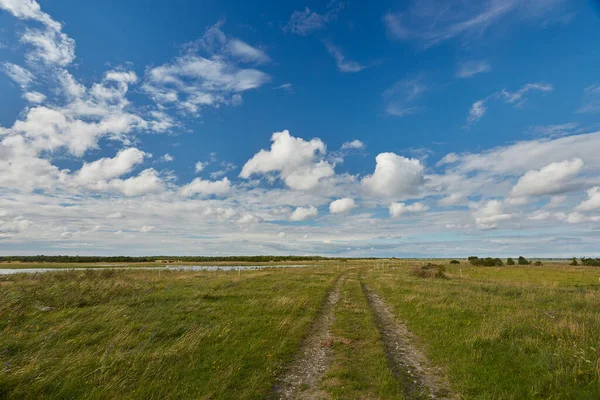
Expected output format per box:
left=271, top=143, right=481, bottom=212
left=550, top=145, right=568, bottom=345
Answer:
left=361, top=282, right=457, bottom=400
left=271, top=273, right=345, bottom=399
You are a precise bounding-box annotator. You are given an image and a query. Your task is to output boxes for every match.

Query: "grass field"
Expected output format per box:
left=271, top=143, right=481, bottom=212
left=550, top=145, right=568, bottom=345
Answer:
left=1, top=260, right=599, bottom=399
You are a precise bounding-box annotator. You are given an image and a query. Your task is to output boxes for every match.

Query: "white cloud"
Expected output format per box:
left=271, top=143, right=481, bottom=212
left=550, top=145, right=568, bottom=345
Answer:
left=2, top=63, right=34, bottom=88
left=456, top=60, right=491, bottom=78
left=274, top=83, right=293, bottom=92
left=283, top=2, right=343, bottom=36
left=180, top=177, right=231, bottom=197
left=330, top=198, right=356, bottom=214
left=140, top=225, right=155, bottom=233
left=389, top=202, right=428, bottom=217
left=467, top=83, right=554, bottom=124
left=236, top=213, right=264, bottom=224
left=143, top=25, right=270, bottom=115
left=195, top=161, right=207, bottom=173
left=362, top=153, right=424, bottom=198
left=511, top=158, right=583, bottom=197
left=88, top=169, right=165, bottom=197
left=0, top=0, right=61, bottom=30
left=240, top=130, right=334, bottom=190
left=467, top=100, right=486, bottom=123
left=576, top=187, right=600, bottom=211
left=499, top=83, right=554, bottom=104
left=438, top=193, right=467, bottom=206
left=227, top=39, right=270, bottom=64
left=74, top=148, right=148, bottom=185
left=21, top=27, right=75, bottom=67
left=160, top=153, right=174, bottom=162
left=578, top=84, right=600, bottom=114
left=383, top=0, right=569, bottom=48
left=324, top=41, right=365, bottom=73
left=341, top=139, right=365, bottom=150
left=23, top=91, right=46, bottom=103
left=0, top=216, right=33, bottom=237
left=107, top=212, right=125, bottom=219
left=290, top=205, right=318, bottom=221
left=472, top=200, right=512, bottom=229
left=383, top=77, right=425, bottom=117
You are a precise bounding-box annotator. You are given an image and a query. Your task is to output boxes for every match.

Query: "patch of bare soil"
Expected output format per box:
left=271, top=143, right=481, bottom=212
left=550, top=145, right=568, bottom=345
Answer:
left=271, top=274, right=345, bottom=400
left=362, top=282, right=457, bottom=400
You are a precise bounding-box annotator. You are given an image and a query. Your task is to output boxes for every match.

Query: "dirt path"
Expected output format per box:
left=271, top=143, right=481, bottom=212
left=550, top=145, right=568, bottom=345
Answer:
left=361, top=282, right=457, bottom=400
left=271, top=274, right=345, bottom=400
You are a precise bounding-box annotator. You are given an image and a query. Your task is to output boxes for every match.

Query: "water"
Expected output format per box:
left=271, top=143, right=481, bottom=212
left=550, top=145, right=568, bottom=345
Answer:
left=0, top=264, right=308, bottom=275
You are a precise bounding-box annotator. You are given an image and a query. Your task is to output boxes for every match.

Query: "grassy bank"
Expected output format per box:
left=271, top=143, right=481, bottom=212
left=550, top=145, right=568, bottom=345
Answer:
left=0, top=267, right=335, bottom=399
left=362, top=262, right=600, bottom=399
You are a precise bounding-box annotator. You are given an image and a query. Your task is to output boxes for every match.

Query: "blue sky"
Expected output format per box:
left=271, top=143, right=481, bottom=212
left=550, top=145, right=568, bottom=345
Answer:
left=1, top=0, right=600, bottom=257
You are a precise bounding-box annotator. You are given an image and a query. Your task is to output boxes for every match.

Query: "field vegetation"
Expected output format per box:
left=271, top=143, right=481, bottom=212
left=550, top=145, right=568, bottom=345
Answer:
left=0, top=259, right=599, bottom=399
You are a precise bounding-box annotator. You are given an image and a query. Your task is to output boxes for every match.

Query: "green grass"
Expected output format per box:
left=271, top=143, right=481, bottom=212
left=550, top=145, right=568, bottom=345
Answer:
left=319, top=271, right=405, bottom=398
left=362, top=261, right=600, bottom=399
left=2, top=260, right=600, bottom=399
left=0, top=267, right=335, bottom=399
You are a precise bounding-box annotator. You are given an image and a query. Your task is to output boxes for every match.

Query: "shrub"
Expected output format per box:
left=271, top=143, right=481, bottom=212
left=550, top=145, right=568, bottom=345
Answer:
left=449, top=260, right=460, bottom=264
left=506, top=258, right=515, bottom=265
left=411, top=263, right=447, bottom=279
left=468, top=256, right=503, bottom=266
left=580, top=257, right=600, bottom=267
left=518, top=256, right=530, bottom=265
left=569, top=257, right=578, bottom=266
left=533, top=261, right=543, bottom=266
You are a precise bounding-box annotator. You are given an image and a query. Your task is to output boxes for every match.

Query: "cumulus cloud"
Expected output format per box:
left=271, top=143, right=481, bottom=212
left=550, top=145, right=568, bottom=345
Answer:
left=290, top=205, right=318, bottom=221
left=438, top=193, right=467, bottom=207
left=240, top=130, right=334, bottom=190
left=511, top=158, right=583, bottom=197
left=341, top=139, right=365, bottom=150
left=0, top=0, right=75, bottom=67
left=330, top=198, right=356, bottom=214
left=472, top=200, right=512, bottom=229
left=389, top=202, right=428, bottom=217
left=195, top=161, right=207, bottom=173
left=74, top=148, right=148, bottom=185
left=23, top=91, right=46, bottom=103
left=576, top=187, right=600, bottom=212
left=180, top=177, right=231, bottom=197
left=89, top=169, right=165, bottom=197
left=362, top=153, right=424, bottom=198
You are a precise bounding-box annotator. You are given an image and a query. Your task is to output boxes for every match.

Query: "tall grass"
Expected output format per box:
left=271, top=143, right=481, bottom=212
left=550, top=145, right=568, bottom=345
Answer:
left=0, top=267, right=335, bottom=399
left=363, top=262, right=600, bottom=399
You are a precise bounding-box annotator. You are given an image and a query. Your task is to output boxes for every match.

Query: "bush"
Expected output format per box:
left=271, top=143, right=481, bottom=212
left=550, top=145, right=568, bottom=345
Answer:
left=569, top=257, right=578, bottom=266
left=580, top=257, right=600, bottom=267
left=449, top=260, right=460, bottom=264
left=533, top=261, right=543, bottom=266
left=468, top=256, right=504, bottom=266
left=507, top=258, right=515, bottom=265
left=411, top=263, right=447, bottom=279
left=518, top=256, right=530, bottom=265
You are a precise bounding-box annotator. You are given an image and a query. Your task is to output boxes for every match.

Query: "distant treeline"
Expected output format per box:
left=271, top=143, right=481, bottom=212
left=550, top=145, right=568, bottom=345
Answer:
left=573, top=257, right=600, bottom=266
left=0, top=255, right=332, bottom=263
